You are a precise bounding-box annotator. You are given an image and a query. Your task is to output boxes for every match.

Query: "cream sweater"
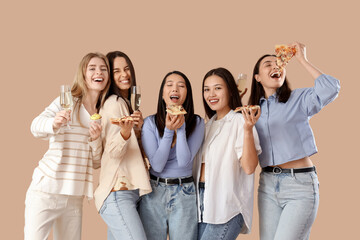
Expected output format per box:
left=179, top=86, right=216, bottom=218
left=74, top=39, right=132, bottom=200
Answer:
left=30, top=97, right=102, bottom=199
left=94, top=95, right=152, bottom=211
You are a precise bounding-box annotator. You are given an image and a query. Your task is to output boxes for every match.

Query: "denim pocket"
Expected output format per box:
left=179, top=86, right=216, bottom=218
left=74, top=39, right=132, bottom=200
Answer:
left=293, top=172, right=315, bottom=185
left=181, top=182, right=196, bottom=196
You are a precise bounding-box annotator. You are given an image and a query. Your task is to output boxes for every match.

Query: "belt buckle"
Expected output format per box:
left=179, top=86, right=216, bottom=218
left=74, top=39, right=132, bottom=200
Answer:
left=273, top=166, right=282, bottom=174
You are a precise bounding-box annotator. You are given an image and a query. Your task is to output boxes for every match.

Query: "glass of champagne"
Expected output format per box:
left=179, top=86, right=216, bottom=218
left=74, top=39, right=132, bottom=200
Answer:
left=60, top=85, right=73, bottom=129
left=236, top=73, right=247, bottom=93
left=131, top=86, right=141, bottom=111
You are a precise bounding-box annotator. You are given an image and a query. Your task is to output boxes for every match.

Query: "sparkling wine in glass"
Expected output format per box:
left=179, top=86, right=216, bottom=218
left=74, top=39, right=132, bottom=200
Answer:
left=60, top=85, right=73, bottom=129
left=236, top=73, right=247, bottom=93
left=131, top=86, right=141, bottom=111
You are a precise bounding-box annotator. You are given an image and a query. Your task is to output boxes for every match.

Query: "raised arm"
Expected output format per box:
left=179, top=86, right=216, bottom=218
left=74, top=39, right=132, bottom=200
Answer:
left=291, top=42, right=340, bottom=116
left=292, top=42, right=323, bottom=80
left=30, top=97, right=69, bottom=139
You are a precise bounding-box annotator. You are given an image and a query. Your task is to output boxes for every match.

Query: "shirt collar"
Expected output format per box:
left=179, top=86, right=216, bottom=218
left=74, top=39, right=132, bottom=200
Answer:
left=210, top=110, right=236, bottom=123
left=260, top=92, right=277, bottom=102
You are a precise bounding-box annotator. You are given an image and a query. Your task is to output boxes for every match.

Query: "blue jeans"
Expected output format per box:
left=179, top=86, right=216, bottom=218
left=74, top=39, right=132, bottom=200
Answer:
left=139, top=179, right=197, bottom=240
left=198, top=187, right=244, bottom=240
left=100, top=189, right=146, bottom=240
left=258, top=171, right=320, bottom=240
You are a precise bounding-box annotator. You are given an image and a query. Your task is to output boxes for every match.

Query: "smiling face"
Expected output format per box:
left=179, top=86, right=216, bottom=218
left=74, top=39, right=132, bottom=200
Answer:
left=203, top=74, right=231, bottom=118
left=113, top=57, right=131, bottom=93
left=255, top=56, right=286, bottom=97
left=85, top=57, right=109, bottom=92
left=162, top=73, right=187, bottom=107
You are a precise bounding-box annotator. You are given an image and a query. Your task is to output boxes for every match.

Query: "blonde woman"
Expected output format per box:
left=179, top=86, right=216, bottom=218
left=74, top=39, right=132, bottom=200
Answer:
left=24, top=52, right=110, bottom=240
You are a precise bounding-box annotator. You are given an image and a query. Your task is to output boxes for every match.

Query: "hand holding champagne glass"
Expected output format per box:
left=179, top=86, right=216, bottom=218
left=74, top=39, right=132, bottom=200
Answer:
left=60, top=85, right=73, bottom=129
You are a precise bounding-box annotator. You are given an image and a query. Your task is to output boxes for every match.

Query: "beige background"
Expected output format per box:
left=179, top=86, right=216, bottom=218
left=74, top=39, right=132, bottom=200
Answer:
left=1, top=0, right=358, bottom=239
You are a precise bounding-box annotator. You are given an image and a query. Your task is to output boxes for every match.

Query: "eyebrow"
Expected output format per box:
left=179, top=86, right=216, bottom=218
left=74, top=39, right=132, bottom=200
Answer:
left=88, top=64, right=107, bottom=68
left=262, top=60, right=273, bottom=65
left=204, top=83, right=223, bottom=88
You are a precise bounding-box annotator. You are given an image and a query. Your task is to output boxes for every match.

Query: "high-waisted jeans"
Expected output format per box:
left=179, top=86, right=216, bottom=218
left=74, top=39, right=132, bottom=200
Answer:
left=139, top=179, right=198, bottom=240
left=258, top=170, right=320, bottom=240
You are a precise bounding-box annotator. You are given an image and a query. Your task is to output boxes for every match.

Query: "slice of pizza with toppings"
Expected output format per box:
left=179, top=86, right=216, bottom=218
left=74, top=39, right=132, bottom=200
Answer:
left=234, top=105, right=260, bottom=113
left=166, top=105, right=187, bottom=115
left=275, top=44, right=297, bottom=69
left=110, top=116, right=134, bottom=123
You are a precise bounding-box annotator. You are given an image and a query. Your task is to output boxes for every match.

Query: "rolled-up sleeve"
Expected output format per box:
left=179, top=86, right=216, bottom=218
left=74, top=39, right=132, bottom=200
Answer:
left=301, top=74, right=340, bottom=117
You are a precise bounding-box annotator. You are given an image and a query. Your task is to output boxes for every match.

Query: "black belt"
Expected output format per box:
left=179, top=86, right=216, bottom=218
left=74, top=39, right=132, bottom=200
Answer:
left=198, top=182, right=205, bottom=189
left=150, top=174, right=194, bottom=185
left=262, top=166, right=316, bottom=174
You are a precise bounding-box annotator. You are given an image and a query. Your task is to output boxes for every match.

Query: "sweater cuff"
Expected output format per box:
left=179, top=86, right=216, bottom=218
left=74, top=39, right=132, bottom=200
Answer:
left=88, top=136, right=102, bottom=150
left=164, top=127, right=175, bottom=137
left=46, top=118, right=59, bottom=134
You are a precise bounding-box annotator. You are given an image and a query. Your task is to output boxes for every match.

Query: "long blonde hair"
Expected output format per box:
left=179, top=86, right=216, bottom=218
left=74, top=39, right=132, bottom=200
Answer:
left=71, top=52, right=110, bottom=125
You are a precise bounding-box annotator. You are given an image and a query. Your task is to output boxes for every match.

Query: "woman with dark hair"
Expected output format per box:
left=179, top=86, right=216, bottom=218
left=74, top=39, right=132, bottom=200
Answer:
left=139, top=71, right=205, bottom=240
left=193, top=67, right=262, bottom=240
left=94, top=51, right=152, bottom=240
left=249, top=42, right=340, bottom=240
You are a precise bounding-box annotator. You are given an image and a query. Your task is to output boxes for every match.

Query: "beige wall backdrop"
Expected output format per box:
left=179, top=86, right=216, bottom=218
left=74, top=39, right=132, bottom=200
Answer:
left=1, top=0, right=358, bottom=239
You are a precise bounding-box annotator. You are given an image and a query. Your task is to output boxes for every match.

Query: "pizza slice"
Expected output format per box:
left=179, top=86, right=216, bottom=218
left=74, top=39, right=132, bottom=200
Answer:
left=275, top=44, right=297, bottom=69
left=166, top=105, right=187, bottom=115
left=110, top=116, right=134, bottom=123
left=234, top=105, right=260, bottom=113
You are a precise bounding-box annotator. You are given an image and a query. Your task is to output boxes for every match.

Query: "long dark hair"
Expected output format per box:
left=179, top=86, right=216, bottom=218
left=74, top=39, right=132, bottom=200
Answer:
left=202, top=67, right=242, bottom=119
left=155, top=71, right=199, bottom=138
left=104, top=51, right=137, bottom=113
left=248, top=54, right=292, bottom=105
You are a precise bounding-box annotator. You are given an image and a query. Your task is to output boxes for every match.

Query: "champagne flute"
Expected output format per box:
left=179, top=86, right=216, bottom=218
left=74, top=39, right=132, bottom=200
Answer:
left=236, top=73, right=247, bottom=93
left=60, top=85, right=73, bottom=129
left=131, top=86, right=141, bottom=111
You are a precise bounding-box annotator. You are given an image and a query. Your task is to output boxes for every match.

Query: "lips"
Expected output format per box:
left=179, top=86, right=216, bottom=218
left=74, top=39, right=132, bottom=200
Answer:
left=93, top=78, right=104, bottom=82
left=208, top=98, right=219, bottom=104
left=270, top=72, right=281, bottom=79
left=170, top=95, right=180, bottom=103
left=120, top=79, right=130, bottom=84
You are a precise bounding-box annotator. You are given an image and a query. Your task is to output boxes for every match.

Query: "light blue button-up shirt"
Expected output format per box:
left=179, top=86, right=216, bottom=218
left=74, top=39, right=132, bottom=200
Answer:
left=255, top=74, right=340, bottom=168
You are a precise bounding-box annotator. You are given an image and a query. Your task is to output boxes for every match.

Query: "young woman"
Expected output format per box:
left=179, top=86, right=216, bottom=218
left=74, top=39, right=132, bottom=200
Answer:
left=249, top=42, right=340, bottom=240
left=193, top=67, right=262, bottom=240
left=25, top=52, right=110, bottom=240
left=94, top=51, right=152, bottom=240
left=139, top=71, right=205, bottom=240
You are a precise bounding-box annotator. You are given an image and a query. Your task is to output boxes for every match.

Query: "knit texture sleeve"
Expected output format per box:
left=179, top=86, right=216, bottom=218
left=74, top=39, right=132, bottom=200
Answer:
left=30, top=97, right=61, bottom=139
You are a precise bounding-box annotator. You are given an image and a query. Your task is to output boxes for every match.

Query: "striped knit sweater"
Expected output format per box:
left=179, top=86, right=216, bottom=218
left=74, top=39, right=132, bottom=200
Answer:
left=29, top=97, right=102, bottom=199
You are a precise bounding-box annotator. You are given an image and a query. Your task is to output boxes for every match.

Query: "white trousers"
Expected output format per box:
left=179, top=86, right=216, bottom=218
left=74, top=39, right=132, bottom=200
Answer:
left=24, top=189, right=83, bottom=240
